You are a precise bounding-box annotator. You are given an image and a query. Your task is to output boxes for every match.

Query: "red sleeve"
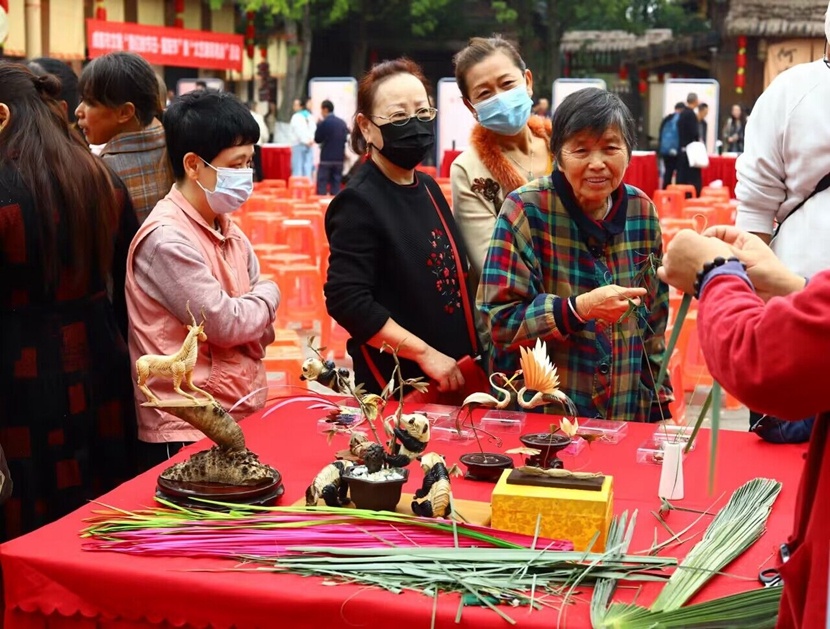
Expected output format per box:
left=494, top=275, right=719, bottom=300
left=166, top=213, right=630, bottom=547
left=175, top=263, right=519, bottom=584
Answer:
left=698, top=271, right=830, bottom=420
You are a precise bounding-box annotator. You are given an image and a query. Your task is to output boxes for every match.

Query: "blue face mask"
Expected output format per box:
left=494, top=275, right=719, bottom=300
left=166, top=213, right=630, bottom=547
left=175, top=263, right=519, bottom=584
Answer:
left=196, top=158, right=254, bottom=215
left=473, top=84, right=533, bottom=136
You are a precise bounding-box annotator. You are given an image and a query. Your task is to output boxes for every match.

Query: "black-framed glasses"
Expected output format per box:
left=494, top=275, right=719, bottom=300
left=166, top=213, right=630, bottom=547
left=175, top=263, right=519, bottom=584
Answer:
left=370, top=107, right=437, bottom=126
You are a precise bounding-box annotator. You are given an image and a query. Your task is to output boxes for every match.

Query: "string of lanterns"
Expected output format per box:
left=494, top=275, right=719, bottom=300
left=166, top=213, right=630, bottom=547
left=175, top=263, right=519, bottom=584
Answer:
left=735, top=35, right=747, bottom=94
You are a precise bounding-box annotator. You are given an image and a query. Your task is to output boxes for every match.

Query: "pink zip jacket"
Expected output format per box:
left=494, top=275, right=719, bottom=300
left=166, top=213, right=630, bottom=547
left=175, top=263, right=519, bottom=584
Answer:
left=126, top=186, right=279, bottom=443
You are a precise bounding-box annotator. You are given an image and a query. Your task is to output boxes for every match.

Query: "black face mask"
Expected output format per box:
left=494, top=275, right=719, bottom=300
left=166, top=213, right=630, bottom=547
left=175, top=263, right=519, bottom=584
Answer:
left=372, top=117, right=435, bottom=171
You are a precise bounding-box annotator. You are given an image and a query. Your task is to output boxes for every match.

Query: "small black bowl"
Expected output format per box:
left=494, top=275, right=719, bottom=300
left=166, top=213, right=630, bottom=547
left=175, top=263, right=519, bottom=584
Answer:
left=459, top=452, right=514, bottom=482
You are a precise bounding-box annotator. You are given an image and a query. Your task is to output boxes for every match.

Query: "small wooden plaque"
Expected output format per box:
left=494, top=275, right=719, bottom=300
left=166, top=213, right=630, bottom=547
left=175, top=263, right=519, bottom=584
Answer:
left=294, top=493, right=492, bottom=525
left=505, top=469, right=605, bottom=491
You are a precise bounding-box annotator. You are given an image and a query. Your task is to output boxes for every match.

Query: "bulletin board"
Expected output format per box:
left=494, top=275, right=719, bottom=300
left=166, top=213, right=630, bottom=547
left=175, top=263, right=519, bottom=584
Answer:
left=308, top=77, right=358, bottom=130
left=436, top=77, right=478, bottom=174
left=663, top=78, right=720, bottom=154
left=552, top=78, right=607, bottom=112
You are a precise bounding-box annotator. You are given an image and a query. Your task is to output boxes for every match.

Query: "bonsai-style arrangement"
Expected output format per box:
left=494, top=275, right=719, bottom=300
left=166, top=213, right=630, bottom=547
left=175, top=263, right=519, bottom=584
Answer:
left=301, top=340, right=458, bottom=514
left=136, top=302, right=281, bottom=505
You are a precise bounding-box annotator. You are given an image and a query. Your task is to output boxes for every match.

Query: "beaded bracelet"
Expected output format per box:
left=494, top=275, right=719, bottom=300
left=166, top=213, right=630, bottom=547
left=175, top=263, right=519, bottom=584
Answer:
left=693, top=256, right=745, bottom=298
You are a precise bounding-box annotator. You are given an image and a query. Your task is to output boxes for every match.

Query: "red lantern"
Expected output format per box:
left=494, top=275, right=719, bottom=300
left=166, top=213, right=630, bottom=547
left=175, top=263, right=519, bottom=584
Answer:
left=638, top=69, right=648, bottom=95
left=260, top=45, right=267, bottom=59
left=94, top=0, right=106, bottom=20
left=246, top=11, right=255, bottom=59
left=618, top=65, right=628, bottom=81
left=735, top=35, right=748, bottom=94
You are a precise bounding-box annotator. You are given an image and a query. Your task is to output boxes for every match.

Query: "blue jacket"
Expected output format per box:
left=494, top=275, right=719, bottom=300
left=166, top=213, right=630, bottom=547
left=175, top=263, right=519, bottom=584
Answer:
left=314, top=114, right=349, bottom=163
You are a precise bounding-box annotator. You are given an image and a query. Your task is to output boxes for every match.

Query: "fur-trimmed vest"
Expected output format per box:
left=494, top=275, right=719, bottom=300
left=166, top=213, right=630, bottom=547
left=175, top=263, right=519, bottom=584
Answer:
left=449, top=116, right=552, bottom=285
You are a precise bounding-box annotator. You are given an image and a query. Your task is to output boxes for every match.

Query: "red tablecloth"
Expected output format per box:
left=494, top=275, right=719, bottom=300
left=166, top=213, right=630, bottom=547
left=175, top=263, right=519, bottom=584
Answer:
left=1, top=403, right=804, bottom=629
left=624, top=152, right=661, bottom=199
left=440, top=149, right=462, bottom=178
left=260, top=144, right=292, bottom=181
left=702, top=155, right=738, bottom=196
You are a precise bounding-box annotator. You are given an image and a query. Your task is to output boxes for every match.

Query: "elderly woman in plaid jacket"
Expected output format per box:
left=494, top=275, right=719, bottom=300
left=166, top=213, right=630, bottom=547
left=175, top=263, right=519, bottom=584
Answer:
left=478, top=88, right=672, bottom=423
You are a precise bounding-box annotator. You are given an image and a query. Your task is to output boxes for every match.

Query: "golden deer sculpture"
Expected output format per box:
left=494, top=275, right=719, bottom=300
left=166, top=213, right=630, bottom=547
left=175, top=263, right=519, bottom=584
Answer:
left=136, top=302, right=216, bottom=405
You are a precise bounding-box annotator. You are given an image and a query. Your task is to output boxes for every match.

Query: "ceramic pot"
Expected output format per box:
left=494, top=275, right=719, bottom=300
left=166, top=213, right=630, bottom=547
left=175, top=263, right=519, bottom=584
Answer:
left=459, top=452, right=514, bottom=482
left=343, top=468, right=409, bottom=511
left=519, top=432, right=572, bottom=469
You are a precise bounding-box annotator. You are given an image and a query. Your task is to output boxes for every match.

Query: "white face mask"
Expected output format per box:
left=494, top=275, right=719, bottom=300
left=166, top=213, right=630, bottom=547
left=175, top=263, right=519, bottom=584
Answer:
left=196, top=157, right=253, bottom=215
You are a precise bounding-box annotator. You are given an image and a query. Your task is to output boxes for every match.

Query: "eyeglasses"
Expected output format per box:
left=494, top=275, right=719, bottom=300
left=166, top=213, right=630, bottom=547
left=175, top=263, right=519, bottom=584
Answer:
left=370, top=107, right=437, bottom=126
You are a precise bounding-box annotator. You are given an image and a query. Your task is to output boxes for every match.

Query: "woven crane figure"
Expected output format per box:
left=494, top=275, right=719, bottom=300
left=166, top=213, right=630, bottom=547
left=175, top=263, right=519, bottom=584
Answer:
left=516, top=338, right=577, bottom=415
left=135, top=301, right=216, bottom=405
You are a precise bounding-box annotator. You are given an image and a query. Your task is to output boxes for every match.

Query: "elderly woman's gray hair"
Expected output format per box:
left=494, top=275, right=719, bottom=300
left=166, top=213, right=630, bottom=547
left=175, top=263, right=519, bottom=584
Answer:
left=550, top=88, right=635, bottom=162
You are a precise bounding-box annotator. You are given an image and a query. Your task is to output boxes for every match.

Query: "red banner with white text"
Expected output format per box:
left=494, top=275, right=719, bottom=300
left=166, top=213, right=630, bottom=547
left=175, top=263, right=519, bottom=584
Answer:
left=86, top=19, right=244, bottom=72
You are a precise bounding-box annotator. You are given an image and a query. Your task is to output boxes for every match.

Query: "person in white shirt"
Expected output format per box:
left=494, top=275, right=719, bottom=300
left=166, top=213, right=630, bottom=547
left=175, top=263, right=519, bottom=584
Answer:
left=735, top=2, right=830, bottom=277
left=290, top=98, right=316, bottom=178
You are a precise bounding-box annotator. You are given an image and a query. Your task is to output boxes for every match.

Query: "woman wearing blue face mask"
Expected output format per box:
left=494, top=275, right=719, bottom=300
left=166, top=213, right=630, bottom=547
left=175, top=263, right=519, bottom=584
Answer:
left=125, top=90, right=280, bottom=469
left=325, top=58, right=484, bottom=399
left=450, top=37, right=553, bottom=304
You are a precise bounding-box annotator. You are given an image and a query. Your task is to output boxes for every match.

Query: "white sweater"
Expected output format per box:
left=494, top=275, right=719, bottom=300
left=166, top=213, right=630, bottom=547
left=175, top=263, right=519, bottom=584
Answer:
left=735, top=59, right=830, bottom=275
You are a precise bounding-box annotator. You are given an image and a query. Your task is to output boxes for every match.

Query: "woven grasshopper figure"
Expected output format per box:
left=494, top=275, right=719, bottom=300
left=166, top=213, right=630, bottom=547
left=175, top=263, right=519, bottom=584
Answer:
left=135, top=301, right=215, bottom=405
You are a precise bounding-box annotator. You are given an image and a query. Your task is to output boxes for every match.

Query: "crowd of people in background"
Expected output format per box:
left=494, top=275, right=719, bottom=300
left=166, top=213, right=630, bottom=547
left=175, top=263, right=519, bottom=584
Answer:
left=0, top=30, right=826, bottom=626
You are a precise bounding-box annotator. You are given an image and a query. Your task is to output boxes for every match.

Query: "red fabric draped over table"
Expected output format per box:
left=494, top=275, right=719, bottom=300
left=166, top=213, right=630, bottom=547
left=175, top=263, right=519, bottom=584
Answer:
left=624, top=152, right=661, bottom=199
left=702, top=155, right=739, bottom=195
left=260, top=144, right=292, bottom=181
left=1, top=401, right=803, bottom=629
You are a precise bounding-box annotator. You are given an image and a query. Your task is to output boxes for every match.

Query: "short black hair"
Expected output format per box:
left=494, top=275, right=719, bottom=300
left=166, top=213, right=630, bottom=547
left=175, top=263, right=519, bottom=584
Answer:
left=27, top=57, right=80, bottom=122
left=78, top=52, right=160, bottom=126
left=321, top=99, right=334, bottom=113
left=674, top=101, right=685, bottom=110
left=550, top=88, right=636, bottom=162
left=699, top=102, right=709, bottom=110
left=163, top=89, right=260, bottom=180
left=195, top=80, right=208, bottom=88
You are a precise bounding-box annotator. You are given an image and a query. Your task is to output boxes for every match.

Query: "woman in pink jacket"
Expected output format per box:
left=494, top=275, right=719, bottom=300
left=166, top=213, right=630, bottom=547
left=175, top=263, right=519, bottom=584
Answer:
left=126, top=90, right=279, bottom=469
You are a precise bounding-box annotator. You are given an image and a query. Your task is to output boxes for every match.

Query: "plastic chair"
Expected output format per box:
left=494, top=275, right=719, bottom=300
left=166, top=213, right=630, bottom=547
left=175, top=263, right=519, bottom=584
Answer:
left=416, top=165, right=437, bottom=178
left=317, top=243, right=347, bottom=359
left=700, top=186, right=730, bottom=201
left=272, top=263, right=326, bottom=331
left=653, top=190, right=685, bottom=219
left=272, top=327, right=303, bottom=348
left=246, top=212, right=284, bottom=246
left=288, top=176, right=313, bottom=188
left=289, top=183, right=314, bottom=201
left=280, top=218, right=320, bottom=266
left=263, top=344, right=307, bottom=389
left=667, top=184, right=698, bottom=199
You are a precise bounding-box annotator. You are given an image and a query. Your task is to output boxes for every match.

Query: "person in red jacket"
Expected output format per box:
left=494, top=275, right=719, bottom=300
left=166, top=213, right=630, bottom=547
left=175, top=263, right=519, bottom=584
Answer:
left=658, top=225, right=826, bottom=629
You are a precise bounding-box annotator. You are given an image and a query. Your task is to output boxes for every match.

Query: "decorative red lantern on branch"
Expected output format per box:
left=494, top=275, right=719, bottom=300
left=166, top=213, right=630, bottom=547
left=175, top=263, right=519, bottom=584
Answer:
left=735, top=35, right=747, bottom=94
left=638, top=68, right=648, bottom=95
left=246, top=11, right=255, bottom=60
left=174, top=0, right=184, bottom=28
left=618, top=64, right=628, bottom=81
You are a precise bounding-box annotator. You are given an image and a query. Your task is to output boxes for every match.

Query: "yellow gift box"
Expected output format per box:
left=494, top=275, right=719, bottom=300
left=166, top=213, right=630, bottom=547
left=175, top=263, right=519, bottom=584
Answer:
left=490, top=470, right=614, bottom=551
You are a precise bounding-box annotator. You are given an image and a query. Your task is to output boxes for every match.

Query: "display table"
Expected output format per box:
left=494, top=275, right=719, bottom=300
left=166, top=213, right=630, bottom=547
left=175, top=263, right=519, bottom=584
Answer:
left=1, top=402, right=804, bottom=628
left=702, top=154, right=738, bottom=195
left=440, top=149, right=462, bottom=178
left=260, top=144, right=292, bottom=181
left=624, top=151, right=661, bottom=199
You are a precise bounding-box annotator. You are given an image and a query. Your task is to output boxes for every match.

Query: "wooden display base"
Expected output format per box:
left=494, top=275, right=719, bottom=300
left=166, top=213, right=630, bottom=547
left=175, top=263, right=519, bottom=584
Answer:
left=296, top=493, right=492, bottom=525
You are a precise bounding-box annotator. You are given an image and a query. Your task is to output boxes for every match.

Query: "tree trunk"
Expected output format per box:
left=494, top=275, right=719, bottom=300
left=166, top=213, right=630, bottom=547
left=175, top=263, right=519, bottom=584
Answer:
left=278, top=18, right=300, bottom=122
left=548, top=0, right=562, bottom=82
left=298, top=3, right=313, bottom=98
left=350, top=1, right=368, bottom=79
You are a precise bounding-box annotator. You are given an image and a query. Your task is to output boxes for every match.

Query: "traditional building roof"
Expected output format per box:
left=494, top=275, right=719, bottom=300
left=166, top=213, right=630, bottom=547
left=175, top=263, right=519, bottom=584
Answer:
left=724, top=0, right=826, bottom=37
left=560, top=29, right=673, bottom=53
